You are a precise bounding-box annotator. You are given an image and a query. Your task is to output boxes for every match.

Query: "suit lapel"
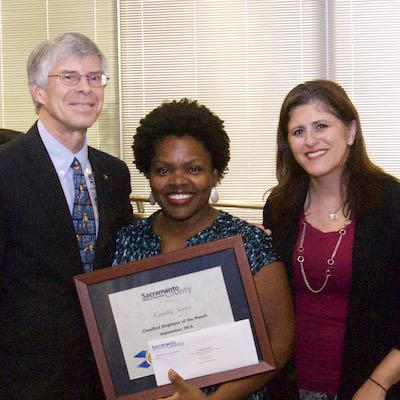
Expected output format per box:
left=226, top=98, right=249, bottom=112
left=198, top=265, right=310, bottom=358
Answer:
left=23, top=124, right=80, bottom=254
left=89, top=148, right=111, bottom=264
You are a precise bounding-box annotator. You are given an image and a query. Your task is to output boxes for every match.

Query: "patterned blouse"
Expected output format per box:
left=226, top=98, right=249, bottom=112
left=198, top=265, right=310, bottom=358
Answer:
left=113, top=211, right=280, bottom=399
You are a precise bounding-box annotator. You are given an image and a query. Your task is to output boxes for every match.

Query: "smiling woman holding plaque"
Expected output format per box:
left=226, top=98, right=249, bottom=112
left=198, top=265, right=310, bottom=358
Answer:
left=113, top=98, right=294, bottom=400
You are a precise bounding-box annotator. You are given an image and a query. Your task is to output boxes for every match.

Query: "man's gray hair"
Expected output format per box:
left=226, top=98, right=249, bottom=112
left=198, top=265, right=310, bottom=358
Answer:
left=27, top=32, right=108, bottom=111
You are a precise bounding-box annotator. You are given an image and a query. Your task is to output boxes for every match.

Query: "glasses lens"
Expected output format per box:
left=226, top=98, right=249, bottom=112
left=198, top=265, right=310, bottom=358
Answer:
left=60, top=72, right=80, bottom=85
left=95, top=74, right=108, bottom=87
left=88, top=73, right=103, bottom=87
left=101, top=74, right=109, bottom=87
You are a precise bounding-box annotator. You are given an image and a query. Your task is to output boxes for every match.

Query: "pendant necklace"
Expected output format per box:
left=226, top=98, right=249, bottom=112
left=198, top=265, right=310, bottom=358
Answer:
left=328, top=206, right=341, bottom=221
left=304, top=190, right=342, bottom=221
left=297, top=220, right=347, bottom=294
left=328, top=210, right=339, bottom=220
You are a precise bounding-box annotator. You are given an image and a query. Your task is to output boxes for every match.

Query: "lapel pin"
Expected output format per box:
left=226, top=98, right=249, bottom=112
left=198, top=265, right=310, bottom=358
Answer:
left=103, top=174, right=109, bottom=180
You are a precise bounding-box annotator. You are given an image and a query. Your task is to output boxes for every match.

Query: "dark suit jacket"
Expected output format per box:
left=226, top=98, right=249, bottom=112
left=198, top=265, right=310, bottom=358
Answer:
left=263, top=178, right=400, bottom=400
left=0, top=123, right=134, bottom=399
left=0, top=128, right=23, bottom=145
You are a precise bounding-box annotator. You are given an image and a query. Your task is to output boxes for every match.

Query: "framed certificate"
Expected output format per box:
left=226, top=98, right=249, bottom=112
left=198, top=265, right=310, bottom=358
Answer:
left=74, top=235, right=276, bottom=399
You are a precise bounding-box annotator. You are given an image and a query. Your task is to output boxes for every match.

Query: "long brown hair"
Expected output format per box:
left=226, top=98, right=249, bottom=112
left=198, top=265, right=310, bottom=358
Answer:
left=268, top=79, right=395, bottom=225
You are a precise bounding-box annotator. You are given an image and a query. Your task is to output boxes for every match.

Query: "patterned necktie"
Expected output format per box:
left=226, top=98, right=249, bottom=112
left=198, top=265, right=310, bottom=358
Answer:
left=71, top=157, right=96, bottom=272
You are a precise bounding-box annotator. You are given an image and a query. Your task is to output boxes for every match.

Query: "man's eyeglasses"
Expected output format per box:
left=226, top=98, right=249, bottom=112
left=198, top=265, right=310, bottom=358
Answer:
left=48, top=71, right=109, bottom=87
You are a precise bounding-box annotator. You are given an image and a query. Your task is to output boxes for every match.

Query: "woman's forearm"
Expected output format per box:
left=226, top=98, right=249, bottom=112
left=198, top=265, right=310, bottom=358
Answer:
left=369, top=348, right=400, bottom=391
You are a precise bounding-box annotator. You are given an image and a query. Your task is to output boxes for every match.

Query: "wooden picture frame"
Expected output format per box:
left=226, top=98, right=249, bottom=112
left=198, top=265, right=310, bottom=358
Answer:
left=74, top=235, right=275, bottom=399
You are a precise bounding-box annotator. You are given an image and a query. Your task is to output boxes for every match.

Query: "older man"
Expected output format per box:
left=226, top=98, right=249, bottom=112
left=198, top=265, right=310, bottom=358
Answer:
left=0, top=33, right=134, bottom=399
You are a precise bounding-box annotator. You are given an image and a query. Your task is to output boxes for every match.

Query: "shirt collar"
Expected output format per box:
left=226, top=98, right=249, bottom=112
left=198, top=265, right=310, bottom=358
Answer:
left=37, top=120, right=91, bottom=177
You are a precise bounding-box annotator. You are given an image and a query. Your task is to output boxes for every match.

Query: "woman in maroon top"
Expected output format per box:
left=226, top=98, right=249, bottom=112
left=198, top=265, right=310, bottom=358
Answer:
left=263, top=80, right=400, bottom=400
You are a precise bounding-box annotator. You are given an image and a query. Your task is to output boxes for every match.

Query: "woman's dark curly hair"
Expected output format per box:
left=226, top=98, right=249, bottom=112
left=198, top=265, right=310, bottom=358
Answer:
left=133, top=98, right=230, bottom=178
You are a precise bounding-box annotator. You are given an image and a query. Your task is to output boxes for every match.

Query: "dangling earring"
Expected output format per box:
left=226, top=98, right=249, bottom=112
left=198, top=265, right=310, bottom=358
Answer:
left=149, top=191, right=156, bottom=206
left=210, top=187, right=219, bottom=203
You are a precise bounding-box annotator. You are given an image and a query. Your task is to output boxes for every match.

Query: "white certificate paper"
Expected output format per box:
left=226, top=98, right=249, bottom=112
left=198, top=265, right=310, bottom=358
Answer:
left=149, top=319, right=259, bottom=386
left=108, top=266, right=234, bottom=380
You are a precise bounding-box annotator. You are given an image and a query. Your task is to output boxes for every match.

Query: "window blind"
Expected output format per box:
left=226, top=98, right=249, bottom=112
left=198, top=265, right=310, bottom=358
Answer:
left=119, top=0, right=321, bottom=222
left=0, top=0, right=120, bottom=157
left=0, top=1, right=399, bottom=222
left=334, top=0, right=400, bottom=179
